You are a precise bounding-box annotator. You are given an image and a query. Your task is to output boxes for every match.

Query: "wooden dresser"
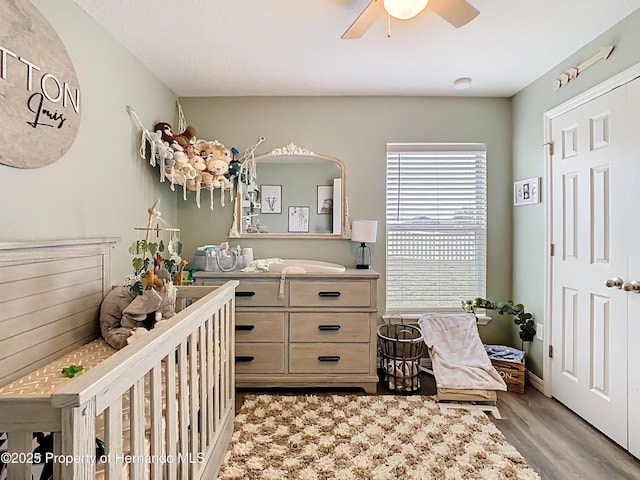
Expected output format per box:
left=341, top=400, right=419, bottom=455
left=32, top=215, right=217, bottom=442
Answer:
left=194, top=269, right=379, bottom=393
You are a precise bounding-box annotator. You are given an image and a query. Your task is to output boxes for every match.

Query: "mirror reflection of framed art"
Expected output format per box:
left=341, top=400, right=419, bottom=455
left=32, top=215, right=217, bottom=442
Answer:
left=260, top=185, right=282, bottom=214
left=288, top=206, right=309, bottom=232
left=317, top=185, right=333, bottom=215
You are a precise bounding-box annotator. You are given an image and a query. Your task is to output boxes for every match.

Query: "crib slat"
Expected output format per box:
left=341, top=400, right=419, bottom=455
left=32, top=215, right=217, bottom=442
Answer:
left=214, top=310, right=221, bottom=428
left=178, top=340, right=189, bottom=480
left=206, top=317, right=214, bottom=442
left=199, top=324, right=207, bottom=454
left=165, top=354, right=178, bottom=480
left=150, top=364, right=163, bottom=480
left=130, top=378, right=145, bottom=480
left=53, top=432, right=62, bottom=480
left=105, top=398, right=123, bottom=480
left=223, top=303, right=230, bottom=412
left=7, top=431, right=32, bottom=480
left=60, top=398, right=96, bottom=480
left=189, top=331, right=199, bottom=478
left=228, top=301, right=235, bottom=408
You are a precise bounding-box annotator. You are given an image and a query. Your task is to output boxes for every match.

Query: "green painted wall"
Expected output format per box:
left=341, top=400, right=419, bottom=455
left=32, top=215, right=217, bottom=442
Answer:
left=178, top=96, right=515, bottom=346
left=0, top=0, right=178, bottom=280
left=512, top=9, right=640, bottom=378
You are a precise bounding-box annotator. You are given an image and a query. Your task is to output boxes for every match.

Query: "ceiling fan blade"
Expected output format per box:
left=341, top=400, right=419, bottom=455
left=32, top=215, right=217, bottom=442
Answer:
left=428, top=0, right=479, bottom=28
left=341, top=0, right=385, bottom=39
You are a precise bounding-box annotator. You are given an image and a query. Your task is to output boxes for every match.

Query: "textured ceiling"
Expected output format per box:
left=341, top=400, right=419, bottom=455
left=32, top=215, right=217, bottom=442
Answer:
left=72, top=0, right=640, bottom=97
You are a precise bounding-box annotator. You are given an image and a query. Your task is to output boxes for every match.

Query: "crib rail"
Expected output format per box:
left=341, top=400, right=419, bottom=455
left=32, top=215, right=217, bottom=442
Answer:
left=53, top=282, right=237, bottom=480
left=1, top=282, right=237, bottom=480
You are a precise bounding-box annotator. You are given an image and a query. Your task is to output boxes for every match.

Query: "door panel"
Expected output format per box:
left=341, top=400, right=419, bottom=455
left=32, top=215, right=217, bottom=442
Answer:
left=626, top=79, right=640, bottom=459
left=551, top=83, right=630, bottom=448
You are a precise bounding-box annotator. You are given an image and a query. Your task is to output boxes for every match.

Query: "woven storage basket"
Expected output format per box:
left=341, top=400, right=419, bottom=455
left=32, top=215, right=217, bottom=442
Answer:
left=485, top=345, right=525, bottom=393
left=490, top=358, right=525, bottom=393
left=377, top=320, right=424, bottom=393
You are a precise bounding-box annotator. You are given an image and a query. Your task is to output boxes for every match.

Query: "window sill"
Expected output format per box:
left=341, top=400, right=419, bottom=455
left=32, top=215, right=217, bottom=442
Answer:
left=382, top=313, right=491, bottom=326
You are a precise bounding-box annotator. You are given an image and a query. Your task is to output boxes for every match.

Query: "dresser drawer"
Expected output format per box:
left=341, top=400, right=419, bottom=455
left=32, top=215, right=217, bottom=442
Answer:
left=289, top=343, right=369, bottom=374
left=289, top=313, right=369, bottom=342
left=235, top=343, right=285, bottom=374
left=198, top=278, right=284, bottom=306
left=236, top=312, right=285, bottom=342
left=289, top=281, right=371, bottom=307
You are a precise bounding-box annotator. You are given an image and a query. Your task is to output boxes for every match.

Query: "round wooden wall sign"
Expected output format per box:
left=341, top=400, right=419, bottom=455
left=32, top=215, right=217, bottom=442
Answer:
left=0, top=0, right=81, bottom=168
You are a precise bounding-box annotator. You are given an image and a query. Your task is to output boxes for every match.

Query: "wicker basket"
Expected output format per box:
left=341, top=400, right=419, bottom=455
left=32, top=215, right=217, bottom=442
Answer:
left=485, top=345, right=526, bottom=394
left=377, top=321, right=424, bottom=393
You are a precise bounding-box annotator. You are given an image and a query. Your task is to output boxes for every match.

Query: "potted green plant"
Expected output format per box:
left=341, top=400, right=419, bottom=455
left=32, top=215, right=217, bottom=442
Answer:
left=461, top=297, right=536, bottom=342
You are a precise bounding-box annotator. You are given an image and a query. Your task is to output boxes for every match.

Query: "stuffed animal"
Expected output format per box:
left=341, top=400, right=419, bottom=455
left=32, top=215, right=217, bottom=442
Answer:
left=153, top=122, right=197, bottom=151
left=195, top=141, right=231, bottom=189
left=195, top=140, right=232, bottom=164
left=147, top=129, right=174, bottom=168
left=165, top=157, right=197, bottom=187
left=225, top=147, right=242, bottom=183
left=142, top=269, right=165, bottom=291
left=172, top=259, right=189, bottom=285
left=208, top=158, right=232, bottom=189
left=99, top=285, right=176, bottom=349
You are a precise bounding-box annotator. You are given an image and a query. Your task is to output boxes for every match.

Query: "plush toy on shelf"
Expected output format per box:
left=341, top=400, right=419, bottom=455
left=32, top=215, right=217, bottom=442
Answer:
left=127, top=104, right=266, bottom=211
left=153, top=121, right=197, bottom=151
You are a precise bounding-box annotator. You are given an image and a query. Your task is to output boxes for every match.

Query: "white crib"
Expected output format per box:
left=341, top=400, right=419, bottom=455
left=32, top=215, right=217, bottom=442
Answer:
left=0, top=238, right=237, bottom=479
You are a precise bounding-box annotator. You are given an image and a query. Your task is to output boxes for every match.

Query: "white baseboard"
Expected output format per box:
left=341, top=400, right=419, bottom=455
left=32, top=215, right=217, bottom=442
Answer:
left=526, top=369, right=544, bottom=393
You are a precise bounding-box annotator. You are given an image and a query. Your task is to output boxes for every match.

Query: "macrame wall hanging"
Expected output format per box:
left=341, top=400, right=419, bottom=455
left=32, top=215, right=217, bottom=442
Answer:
left=126, top=102, right=264, bottom=210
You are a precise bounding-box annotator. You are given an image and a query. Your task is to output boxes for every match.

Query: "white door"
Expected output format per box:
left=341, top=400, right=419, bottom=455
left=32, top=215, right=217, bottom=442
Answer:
left=550, top=82, right=634, bottom=448
left=626, top=81, right=640, bottom=459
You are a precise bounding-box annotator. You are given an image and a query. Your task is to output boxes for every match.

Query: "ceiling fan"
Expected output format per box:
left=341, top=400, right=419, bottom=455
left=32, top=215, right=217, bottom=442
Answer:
left=342, top=0, right=479, bottom=39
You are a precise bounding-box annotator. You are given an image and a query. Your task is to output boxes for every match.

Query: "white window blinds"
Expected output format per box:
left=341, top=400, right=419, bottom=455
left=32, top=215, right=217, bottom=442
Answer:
left=385, top=143, right=487, bottom=312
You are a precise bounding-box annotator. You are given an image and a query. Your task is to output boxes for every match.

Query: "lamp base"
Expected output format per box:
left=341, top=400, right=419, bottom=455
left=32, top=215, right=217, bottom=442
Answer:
left=355, top=242, right=371, bottom=271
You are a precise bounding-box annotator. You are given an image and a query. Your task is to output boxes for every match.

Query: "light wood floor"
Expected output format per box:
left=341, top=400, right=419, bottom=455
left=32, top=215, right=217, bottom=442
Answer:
left=236, top=373, right=640, bottom=480
left=493, top=387, right=640, bottom=480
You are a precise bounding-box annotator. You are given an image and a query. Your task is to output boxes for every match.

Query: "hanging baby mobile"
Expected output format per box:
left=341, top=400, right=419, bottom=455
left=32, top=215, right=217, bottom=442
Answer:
left=126, top=102, right=264, bottom=210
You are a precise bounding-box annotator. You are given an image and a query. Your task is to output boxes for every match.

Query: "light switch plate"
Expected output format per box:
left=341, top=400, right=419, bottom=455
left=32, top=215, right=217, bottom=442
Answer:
left=536, top=323, right=544, bottom=341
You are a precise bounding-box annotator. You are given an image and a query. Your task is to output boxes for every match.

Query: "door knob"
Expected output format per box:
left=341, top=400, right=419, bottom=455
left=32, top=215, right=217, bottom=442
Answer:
left=622, top=280, right=640, bottom=293
left=605, top=277, right=624, bottom=288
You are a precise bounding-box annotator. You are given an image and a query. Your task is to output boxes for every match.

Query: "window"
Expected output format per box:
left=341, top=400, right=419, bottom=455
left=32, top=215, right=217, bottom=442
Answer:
left=385, top=143, right=487, bottom=313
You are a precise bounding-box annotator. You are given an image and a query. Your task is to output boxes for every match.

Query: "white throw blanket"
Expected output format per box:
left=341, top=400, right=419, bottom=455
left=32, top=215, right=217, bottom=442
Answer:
left=418, top=313, right=506, bottom=391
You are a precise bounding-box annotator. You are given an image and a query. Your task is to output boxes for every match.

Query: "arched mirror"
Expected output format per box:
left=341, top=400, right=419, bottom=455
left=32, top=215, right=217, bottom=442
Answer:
left=229, top=143, right=349, bottom=238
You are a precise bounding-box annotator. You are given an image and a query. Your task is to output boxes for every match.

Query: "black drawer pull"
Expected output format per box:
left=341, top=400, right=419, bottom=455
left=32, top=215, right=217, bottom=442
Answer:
left=236, top=324, right=255, bottom=331
left=318, top=325, right=341, bottom=331
left=318, top=291, right=341, bottom=297
left=236, top=291, right=256, bottom=297
left=235, top=356, right=255, bottom=363
left=318, top=355, right=341, bottom=362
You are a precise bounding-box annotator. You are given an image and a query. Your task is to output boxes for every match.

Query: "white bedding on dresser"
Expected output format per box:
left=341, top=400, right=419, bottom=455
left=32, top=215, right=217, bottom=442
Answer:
left=418, top=313, right=506, bottom=391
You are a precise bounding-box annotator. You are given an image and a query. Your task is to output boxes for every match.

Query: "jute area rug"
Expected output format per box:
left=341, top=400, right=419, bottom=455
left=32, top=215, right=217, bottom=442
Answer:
left=217, top=394, right=540, bottom=480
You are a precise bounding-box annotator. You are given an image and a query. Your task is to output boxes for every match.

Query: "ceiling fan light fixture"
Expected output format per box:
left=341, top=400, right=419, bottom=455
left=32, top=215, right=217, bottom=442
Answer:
left=383, top=0, right=429, bottom=20
left=454, top=77, right=472, bottom=90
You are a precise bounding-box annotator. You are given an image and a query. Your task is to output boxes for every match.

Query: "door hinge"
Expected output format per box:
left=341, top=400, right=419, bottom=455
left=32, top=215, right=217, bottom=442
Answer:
left=550, top=244, right=555, bottom=256
left=548, top=345, right=554, bottom=358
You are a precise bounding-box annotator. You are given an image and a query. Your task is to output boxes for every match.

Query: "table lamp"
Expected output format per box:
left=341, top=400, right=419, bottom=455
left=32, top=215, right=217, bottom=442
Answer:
left=351, top=220, right=378, bottom=269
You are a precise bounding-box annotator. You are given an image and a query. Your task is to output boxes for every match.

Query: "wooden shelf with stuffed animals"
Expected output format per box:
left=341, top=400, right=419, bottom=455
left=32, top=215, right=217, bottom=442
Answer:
left=126, top=102, right=264, bottom=211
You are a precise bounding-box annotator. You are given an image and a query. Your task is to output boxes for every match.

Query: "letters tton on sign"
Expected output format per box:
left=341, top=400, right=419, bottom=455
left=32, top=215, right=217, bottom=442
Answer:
left=0, top=0, right=82, bottom=168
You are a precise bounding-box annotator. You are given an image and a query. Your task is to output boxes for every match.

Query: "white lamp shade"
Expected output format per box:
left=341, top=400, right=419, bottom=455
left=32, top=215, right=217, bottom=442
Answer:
left=383, top=0, right=429, bottom=20
left=351, top=220, right=378, bottom=243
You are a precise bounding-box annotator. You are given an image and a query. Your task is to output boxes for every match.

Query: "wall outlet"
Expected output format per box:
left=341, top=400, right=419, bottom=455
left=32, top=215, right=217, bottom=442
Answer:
left=536, top=323, right=544, bottom=341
